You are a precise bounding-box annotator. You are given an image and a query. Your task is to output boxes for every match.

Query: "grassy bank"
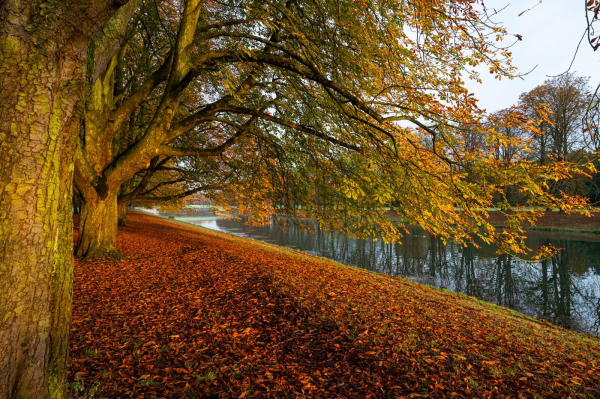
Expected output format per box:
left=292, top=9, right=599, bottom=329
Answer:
left=69, top=213, right=600, bottom=398
left=485, top=210, right=600, bottom=236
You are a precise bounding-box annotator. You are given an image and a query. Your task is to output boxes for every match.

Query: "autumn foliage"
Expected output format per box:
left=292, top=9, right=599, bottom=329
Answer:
left=69, top=213, right=600, bottom=398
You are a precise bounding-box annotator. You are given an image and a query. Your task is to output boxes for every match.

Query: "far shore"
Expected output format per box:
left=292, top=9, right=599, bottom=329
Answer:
left=385, top=209, right=600, bottom=237
left=163, top=207, right=600, bottom=239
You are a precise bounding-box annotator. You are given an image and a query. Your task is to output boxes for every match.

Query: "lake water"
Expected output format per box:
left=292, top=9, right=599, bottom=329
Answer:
left=173, top=211, right=600, bottom=336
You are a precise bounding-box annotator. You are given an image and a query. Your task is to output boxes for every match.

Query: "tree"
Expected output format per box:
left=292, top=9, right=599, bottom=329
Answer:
left=582, top=0, right=600, bottom=205
left=519, top=73, right=590, bottom=164
left=0, top=1, right=134, bottom=397
left=518, top=73, right=592, bottom=207
left=485, top=108, right=528, bottom=206
left=73, top=0, right=594, bottom=261
left=117, top=154, right=239, bottom=224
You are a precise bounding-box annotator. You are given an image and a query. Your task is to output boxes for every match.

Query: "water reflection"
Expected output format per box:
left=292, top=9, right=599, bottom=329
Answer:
left=176, top=212, right=600, bottom=335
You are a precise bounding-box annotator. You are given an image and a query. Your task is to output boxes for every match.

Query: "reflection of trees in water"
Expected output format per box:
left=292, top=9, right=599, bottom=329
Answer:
left=519, top=241, right=575, bottom=330
left=448, top=240, right=595, bottom=334
left=212, top=216, right=600, bottom=335
left=519, top=240, right=598, bottom=333
left=490, top=254, right=516, bottom=309
left=552, top=241, right=572, bottom=328
left=460, top=245, right=483, bottom=298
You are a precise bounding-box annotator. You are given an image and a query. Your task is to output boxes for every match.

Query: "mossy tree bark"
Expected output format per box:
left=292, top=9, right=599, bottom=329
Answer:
left=47, top=115, right=80, bottom=398
left=0, top=2, right=127, bottom=398
left=0, top=33, right=82, bottom=399
left=76, top=191, right=120, bottom=257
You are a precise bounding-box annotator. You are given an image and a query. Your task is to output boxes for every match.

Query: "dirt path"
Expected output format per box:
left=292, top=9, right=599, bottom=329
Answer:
left=69, top=213, right=600, bottom=398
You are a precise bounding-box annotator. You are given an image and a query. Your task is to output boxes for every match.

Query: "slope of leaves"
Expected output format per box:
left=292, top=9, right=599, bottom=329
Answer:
left=69, top=213, right=600, bottom=398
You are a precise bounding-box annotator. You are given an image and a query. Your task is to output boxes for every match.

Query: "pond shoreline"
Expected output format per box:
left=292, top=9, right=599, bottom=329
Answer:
left=167, top=208, right=600, bottom=237
left=158, top=209, right=600, bottom=336
left=384, top=209, right=600, bottom=238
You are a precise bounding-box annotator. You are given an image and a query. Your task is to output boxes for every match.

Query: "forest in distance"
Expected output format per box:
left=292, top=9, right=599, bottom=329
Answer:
left=2, top=0, right=600, bottom=397
left=142, top=70, right=600, bottom=212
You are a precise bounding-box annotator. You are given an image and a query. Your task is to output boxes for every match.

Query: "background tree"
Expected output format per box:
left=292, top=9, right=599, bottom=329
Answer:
left=583, top=97, right=600, bottom=204
left=519, top=73, right=590, bottom=165
left=485, top=108, right=528, bottom=206
left=117, top=154, right=242, bottom=224
left=518, top=73, right=592, bottom=209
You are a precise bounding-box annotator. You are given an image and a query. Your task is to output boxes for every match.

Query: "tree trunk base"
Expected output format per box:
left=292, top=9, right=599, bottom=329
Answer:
left=76, top=194, right=120, bottom=259
left=80, top=249, right=124, bottom=261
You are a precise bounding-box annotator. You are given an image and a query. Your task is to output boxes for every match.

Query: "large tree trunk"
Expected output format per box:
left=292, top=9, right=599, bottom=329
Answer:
left=0, top=2, right=125, bottom=398
left=0, top=36, right=84, bottom=399
left=118, top=201, right=129, bottom=226
left=76, top=192, right=120, bottom=257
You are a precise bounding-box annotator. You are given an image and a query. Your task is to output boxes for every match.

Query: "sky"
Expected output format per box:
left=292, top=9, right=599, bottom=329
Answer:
left=465, top=0, right=600, bottom=113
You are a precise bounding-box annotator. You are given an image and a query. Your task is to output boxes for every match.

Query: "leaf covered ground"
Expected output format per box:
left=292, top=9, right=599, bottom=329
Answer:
left=69, top=213, right=600, bottom=398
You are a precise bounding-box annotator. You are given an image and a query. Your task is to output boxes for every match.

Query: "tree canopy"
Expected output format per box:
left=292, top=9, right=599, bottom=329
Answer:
left=74, top=0, right=593, bottom=259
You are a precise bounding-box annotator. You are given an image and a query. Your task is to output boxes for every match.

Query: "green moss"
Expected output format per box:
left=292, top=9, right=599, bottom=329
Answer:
left=1, top=35, right=21, bottom=53
left=48, top=371, right=66, bottom=399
